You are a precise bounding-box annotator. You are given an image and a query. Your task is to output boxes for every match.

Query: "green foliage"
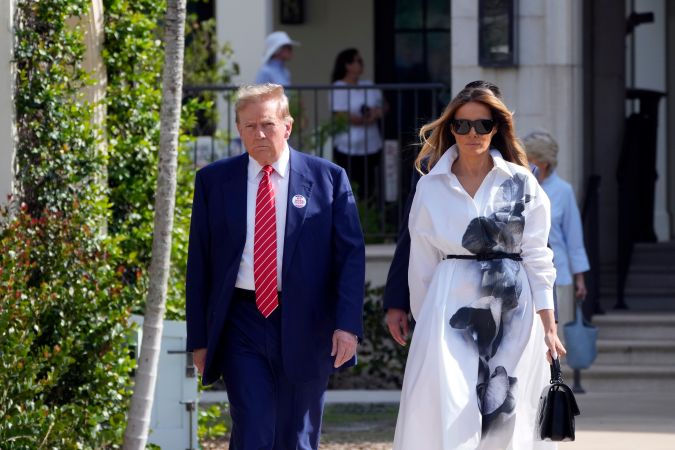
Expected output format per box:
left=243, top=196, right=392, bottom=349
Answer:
left=198, top=404, right=230, bottom=441
left=7, top=0, right=238, bottom=444
left=183, top=14, right=238, bottom=87
left=104, top=1, right=238, bottom=320
left=0, top=207, right=135, bottom=447
left=329, top=285, right=409, bottom=389
left=14, top=0, right=99, bottom=218
left=2, top=1, right=137, bottom=446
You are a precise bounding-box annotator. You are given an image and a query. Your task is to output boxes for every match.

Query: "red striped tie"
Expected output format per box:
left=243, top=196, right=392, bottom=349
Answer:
left=253, top=165, right=279, bottom=318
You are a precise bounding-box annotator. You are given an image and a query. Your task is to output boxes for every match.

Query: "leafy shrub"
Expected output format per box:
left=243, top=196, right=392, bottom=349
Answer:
left=0, top=206, right=135, bottom=447
left=329, top=285, right=409, bottom=389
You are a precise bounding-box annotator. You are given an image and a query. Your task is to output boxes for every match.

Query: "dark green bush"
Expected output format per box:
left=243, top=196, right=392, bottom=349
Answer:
left=329, top=285, right=410, bottom=389
left=0, top=206, right=135, bottom=447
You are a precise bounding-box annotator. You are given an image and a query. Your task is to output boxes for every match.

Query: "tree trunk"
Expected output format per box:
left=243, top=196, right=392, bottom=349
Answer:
left=123, top=0, right=186, bottom=448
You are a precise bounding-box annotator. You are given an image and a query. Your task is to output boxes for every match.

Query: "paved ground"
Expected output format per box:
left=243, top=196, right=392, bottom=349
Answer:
left=203, top=390, right=675, bottom=449
left=565, top=391, right=675, bottom=450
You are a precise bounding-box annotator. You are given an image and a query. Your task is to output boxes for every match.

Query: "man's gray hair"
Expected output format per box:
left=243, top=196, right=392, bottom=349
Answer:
left=234, top=83, right=293, bottom=124
left=522, top=129, right=559, bottom=169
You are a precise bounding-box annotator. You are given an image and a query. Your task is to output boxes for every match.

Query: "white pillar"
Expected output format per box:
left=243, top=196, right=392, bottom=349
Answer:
left=214, top=0, right=273, bottom=152
left=0, top=1, right=16, bottom=205
left=451, top=0, right=585, bottom=194
left=216, top=0, right=273, bottom=86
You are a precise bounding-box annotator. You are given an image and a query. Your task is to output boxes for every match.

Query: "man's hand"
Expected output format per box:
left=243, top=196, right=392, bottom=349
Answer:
left=386, top=308, right=410, bottom=346
left=193, top=348, right=207, bottom=376
left=331, top=330, right=358, bottom=368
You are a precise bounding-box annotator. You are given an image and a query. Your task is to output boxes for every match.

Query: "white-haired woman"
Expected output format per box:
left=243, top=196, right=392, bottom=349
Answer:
left=523, top=130, right=590, bottom=329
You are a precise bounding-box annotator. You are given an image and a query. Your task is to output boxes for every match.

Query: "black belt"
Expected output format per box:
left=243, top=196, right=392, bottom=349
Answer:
left=233, top=287, right=282, bottom=303
left=444, top=252, right=522, bottom=261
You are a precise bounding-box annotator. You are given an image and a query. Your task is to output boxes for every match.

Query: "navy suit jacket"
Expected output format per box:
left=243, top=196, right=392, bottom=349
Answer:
left=186, top=149, right=365, bottom=386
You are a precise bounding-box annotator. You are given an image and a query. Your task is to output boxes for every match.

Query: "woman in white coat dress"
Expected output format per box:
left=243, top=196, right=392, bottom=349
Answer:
left=393, top=86, right=566, bottom=450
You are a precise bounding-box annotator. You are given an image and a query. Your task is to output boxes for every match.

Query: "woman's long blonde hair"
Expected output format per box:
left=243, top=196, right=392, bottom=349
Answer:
left=415, top=87, right=528, bottom=174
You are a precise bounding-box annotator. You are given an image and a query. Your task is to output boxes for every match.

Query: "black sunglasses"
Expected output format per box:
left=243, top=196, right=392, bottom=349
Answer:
left=451, top=119, right=495, bottom=135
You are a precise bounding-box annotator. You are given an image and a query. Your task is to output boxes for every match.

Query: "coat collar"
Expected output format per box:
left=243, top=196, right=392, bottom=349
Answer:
left=427, top=144, right=515, bottom=178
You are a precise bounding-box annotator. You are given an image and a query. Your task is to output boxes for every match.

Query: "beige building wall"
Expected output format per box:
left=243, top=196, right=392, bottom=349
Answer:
left=214, top=0, right=375, bottom=155
left=275, top=0, right=375, bottom=84
left=215, top=0, right=374, bottom=85
left=452, top=0, right=585, bottom=196
left=0, top=1, right=15, bottom=205
left=216, top=0, right=273, bottom=86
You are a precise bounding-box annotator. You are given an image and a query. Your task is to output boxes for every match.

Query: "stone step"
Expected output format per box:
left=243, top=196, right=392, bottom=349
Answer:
left=631, top=242, right=675, bottom=263
left=622, top=297, right=675, bottom=311
left=562, top=364, right=675, bottom=392
left=593, top=339, right=675, bottom=366
left=625, top=274, right=675, bottom=292
left=592, top=313, right=675, bottom=340
left=623, top=263, right=675, bottom=272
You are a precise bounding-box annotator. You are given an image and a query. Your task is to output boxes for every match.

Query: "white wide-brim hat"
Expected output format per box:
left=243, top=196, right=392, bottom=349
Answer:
left=262, top=31, right=300, bottom=62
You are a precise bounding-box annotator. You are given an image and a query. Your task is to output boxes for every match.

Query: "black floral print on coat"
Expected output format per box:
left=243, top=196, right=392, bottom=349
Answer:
left=449, top=173, right=532, bottom=437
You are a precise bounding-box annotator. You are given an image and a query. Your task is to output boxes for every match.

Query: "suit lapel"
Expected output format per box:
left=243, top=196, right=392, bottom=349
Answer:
left=282, top=149, right=313, bottom=280
left=222, top=153, right=249, bottom=247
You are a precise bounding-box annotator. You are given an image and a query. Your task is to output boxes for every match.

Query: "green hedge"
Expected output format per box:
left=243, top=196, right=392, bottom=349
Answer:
left=2, top=0, right=236, bottom=445
left=1, top=1, right=135, bottom=446
left=0, top=206, right=134, bottom=447
left=329, top=286, right=409, bottom=389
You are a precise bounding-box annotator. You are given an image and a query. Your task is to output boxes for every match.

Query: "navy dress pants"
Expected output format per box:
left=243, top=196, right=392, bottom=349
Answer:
left=221, top=292, right=329, bottom=450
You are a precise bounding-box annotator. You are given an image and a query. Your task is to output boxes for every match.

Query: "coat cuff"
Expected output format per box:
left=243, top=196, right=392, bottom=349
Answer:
left=533, top=289, right=555, bottom=312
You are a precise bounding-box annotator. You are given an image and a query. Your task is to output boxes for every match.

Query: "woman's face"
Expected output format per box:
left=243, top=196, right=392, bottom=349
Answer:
left=527, top=156, right=550, bottom=182
left=345, top=53, right=364, bottom=77
left=450, top=101, right=497, bottom=159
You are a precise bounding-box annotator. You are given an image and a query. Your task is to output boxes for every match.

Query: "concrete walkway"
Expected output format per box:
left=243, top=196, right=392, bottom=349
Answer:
left=566, top=391, right=675, bottom=449
left=201, top=389, right=675, bottom=449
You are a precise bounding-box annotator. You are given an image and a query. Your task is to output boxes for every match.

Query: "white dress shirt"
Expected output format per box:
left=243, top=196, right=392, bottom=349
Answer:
left=235, top=145, right=290, bottom=291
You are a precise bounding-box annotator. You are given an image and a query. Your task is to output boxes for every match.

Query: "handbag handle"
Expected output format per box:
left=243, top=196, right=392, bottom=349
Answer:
left=549, top=358, right=564, bottom=384
left=575, top=300, right=585, bottom=325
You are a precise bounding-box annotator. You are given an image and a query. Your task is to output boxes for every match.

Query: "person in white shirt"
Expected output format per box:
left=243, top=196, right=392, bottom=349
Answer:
left=393, top=86, right=564, bottom=449
left=330, top=48, right=385, bottom=204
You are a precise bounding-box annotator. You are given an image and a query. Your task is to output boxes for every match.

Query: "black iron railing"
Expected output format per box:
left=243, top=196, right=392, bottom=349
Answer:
left=581, top=174, right=602, bottom=318
left=183, top=83, right=447, bottom=242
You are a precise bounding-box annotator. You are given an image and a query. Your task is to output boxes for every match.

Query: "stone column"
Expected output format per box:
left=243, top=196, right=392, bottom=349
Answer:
left=0, top=1, right=16, bottom=206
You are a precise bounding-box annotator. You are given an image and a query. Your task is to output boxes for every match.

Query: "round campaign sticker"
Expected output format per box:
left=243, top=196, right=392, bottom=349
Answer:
left=292, top=194, right=307, bottom=208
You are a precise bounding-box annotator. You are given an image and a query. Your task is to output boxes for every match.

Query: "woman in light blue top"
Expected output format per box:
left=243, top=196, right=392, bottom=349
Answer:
left=524, top=130, right=590, bottom=328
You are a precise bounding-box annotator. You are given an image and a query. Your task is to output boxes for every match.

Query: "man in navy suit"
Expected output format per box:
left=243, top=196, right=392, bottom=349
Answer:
left=186, top=84, right=365, bottom=449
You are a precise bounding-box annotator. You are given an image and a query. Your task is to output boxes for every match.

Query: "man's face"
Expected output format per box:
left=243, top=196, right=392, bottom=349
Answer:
left=237, top=98, right=292, bottom=166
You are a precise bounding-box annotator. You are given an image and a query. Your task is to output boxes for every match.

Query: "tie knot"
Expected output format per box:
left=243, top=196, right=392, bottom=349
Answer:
left=262, top=165, right=274, bottom=176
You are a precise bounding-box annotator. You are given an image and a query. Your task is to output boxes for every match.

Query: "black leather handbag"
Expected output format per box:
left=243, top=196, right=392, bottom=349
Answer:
left=536, top=358, right=581, bottom=441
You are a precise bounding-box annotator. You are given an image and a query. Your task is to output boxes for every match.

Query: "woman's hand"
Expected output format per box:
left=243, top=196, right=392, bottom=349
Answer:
left=574, top=272, right=587, bottom=300
left=544, top=330, right=566, bottom=363
left=538, top=308, right=566, bottom=363
left=385, top=308, right=410, bottom=346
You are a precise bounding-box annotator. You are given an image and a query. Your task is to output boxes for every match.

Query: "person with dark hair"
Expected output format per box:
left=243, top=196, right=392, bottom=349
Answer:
left=330, top=48, right=385, bottom=203
left=393, top=86, right=563, bottom=449
left=464, top=79, right=503, bottom=99
left=384, top=81, right=506, bottom=346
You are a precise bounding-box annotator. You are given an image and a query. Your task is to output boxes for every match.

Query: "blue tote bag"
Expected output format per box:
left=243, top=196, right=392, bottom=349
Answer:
left=563, top=302, right=598, bottom=370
